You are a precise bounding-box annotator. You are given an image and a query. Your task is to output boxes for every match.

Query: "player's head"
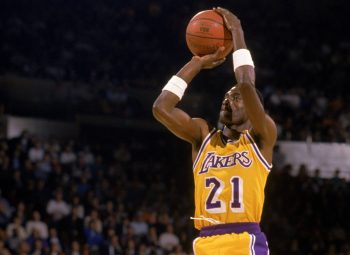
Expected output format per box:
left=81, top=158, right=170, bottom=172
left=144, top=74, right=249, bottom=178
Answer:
left=219, top=86, right=264, bottom=127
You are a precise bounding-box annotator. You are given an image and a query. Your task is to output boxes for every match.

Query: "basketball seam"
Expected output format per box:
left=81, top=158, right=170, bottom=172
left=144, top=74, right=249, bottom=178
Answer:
left=186, top=33, right=232, bottom=41
left=190, top=17, right=224, bottom=26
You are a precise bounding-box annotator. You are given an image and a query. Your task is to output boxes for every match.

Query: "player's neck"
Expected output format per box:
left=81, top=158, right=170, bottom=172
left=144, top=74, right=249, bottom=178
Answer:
left=222, top=127, right=241, bottom=141
left=223, top=122, right=250, bottom=140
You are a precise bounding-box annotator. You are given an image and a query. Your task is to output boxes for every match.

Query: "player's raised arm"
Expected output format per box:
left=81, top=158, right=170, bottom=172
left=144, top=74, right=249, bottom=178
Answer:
left=152, top=48, right=226, bottom=146
left=215, top=7, right=277, bottom=150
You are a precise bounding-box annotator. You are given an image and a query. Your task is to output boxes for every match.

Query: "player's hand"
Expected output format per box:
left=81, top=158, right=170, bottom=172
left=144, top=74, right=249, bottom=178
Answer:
left=194, top=47, right=226, bottom=69
left=214, top=7, right=241, bottom=31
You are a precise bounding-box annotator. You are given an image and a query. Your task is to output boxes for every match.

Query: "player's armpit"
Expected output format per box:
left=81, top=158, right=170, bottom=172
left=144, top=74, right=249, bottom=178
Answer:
left=250, top=114, right=277, bottom=145
left=257, top=115, right=277, bottom=147
left=250, top=114, right=277, bottom=163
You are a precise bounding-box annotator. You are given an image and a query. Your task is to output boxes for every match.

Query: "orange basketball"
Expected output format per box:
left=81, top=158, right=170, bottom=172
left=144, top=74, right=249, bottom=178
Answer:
left=186, top=10, right=233, bottom=57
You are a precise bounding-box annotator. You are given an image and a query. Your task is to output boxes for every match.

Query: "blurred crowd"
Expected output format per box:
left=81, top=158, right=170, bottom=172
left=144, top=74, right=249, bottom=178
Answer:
left=0, top=0, right=349, bottom=142
left=0, top=130, right=194, bottom=255
left=0, top=131, right=350, bottom=254
left=265, top=163, right=350, bottom=255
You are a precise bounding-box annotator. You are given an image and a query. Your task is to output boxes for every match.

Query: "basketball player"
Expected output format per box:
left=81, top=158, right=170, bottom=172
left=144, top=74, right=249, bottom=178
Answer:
left=153, top=7, right=276, bottom=255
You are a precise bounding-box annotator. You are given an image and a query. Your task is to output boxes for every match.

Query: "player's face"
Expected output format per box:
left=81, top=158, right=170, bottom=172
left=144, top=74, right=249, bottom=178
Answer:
left=219, top=87, right=247, bottom=126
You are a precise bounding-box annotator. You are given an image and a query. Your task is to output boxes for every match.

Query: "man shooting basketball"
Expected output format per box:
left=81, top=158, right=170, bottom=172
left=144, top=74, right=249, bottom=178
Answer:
left=153, top=7, right=277, bottom=255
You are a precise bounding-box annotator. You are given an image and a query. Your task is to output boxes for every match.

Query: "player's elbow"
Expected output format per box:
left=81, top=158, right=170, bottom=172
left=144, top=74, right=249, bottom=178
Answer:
left=152, top=100, right=167, bottom=121
left=153, top=92, right=178, bottom=121
left=152, top=102, right=161, bottom=120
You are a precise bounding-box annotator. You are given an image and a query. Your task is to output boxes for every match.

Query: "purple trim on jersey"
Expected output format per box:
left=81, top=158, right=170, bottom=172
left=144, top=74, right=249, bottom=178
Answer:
left=245, top=132, right=272, bottom=170
left=252, top=232, right=269, bottom=255
left=220, top=132, right=227, bottom=144
left=193, top=129, right=217, bottom=170
left=199, top=222, right=261, bottom=237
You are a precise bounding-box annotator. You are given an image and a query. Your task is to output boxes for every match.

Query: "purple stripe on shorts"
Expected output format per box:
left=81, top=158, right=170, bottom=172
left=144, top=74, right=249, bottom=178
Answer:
left=199, top=222, right=261, bottom=237
left=250, top=234, right=256, bottom=255
left=252, top=232, right=269, bottom=255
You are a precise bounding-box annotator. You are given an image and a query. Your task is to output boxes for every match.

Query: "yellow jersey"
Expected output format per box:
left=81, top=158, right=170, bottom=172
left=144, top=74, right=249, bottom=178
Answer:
left=192, top=128, right=272, bottom=230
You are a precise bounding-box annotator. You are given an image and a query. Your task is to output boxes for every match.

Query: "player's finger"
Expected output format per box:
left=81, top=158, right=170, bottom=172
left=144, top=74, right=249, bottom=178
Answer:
left=214, top=8, right=230, bottom=25
left=214, top=7, right=223, bottom=14
left=216, top=46, right=225, bottom=53
left=213, top=7, right=223, bottom=17
left=212, top=58, right=226, bottom=66
left=216, top=7, right=227, bottom=13
left=213, top=47, right=225, bottom=57
left=217, top=7, right=235, bottom=17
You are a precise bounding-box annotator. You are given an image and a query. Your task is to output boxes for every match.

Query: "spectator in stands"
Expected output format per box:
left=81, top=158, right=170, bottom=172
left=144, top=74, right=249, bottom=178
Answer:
left=125, top=239, right=137, bottom=255
left=76, top=175, right=91, bottom=197
left=101, top=234, right=123, bottom=255
left=26, top=210, right=48, bottom=239
left=79, top=146, right=95, bottom=166
left=46, top=190, right=71, bottom=223
left=84, top=210, right=102, bottom=234
left=63, top=206, right=85, bottom=243
left=71, top=196, right=85, bottom=219
left=11, top=148, right=22, bottom=170
left=0, top=194, right=12, bottom=228
left=272, top=144, right=286, bottom=170
left=49, top=242, right=62, bottom=255
left=169, top=244, right=187, bottom=255
left=159, top=224, right=180, bottom=252
left=6, top=216, right=27, bottom=249
left=31, top=238, right=47, bottom=255
left=32, top=180, right=50, bottom=214
left=84, top=219, right=104, bottom=252
left=0, top=239, right=11, bottom=255
left=130, top=212, right=148, bottom=237
left=26, top=228, right=49, bottom=251
left=14, top=202, right=27, bottom=222
left=47, top=160, right=65, bottom=189
left=146, top=226, right=159, bottom=248
left=60, top=145, right=77, bottom=165
left=36, top=152, right=53, bottom=180
left=69, top=240, right=82, bottom=255
left=17, top=240, right=31, bottom=255
left=48, top=227, right=62, bottom=252
left=28, top=141, right=45, bottom=163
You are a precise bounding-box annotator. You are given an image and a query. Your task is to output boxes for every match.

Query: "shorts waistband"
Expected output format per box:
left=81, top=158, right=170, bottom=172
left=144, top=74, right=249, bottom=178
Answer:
left=199, top=222, right=261, bottom=237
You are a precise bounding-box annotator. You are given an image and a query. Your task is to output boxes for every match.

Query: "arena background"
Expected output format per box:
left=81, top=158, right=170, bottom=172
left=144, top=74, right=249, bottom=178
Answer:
left=0, top=0, right=349, bottom=254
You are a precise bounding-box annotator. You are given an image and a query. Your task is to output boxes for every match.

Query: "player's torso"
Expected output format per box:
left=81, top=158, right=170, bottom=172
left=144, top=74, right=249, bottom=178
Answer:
left=192, top=129, right=271, bottom=230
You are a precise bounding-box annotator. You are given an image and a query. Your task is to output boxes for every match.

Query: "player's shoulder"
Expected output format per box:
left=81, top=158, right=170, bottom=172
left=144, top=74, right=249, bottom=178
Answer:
left=192, top=118, right=214, bottom=135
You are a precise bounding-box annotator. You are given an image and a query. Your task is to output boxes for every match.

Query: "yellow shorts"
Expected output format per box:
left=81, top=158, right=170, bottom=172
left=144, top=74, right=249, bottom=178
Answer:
left=193, top=223, right=269, bottom=255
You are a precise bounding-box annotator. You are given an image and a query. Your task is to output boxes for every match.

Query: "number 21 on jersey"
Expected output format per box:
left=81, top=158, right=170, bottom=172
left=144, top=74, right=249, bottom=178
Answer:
left=205, top=176, right=244, bottom=213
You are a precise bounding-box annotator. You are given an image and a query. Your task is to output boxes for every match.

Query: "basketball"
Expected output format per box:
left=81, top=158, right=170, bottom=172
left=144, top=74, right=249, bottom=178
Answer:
left=186, top=10, right=233, bottom=57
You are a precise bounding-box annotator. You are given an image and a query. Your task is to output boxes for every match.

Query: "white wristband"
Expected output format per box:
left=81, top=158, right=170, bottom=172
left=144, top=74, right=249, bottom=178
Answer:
left=232, top=49, right=255, bottom=71
left=162, top=75, right=188, bottom=100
